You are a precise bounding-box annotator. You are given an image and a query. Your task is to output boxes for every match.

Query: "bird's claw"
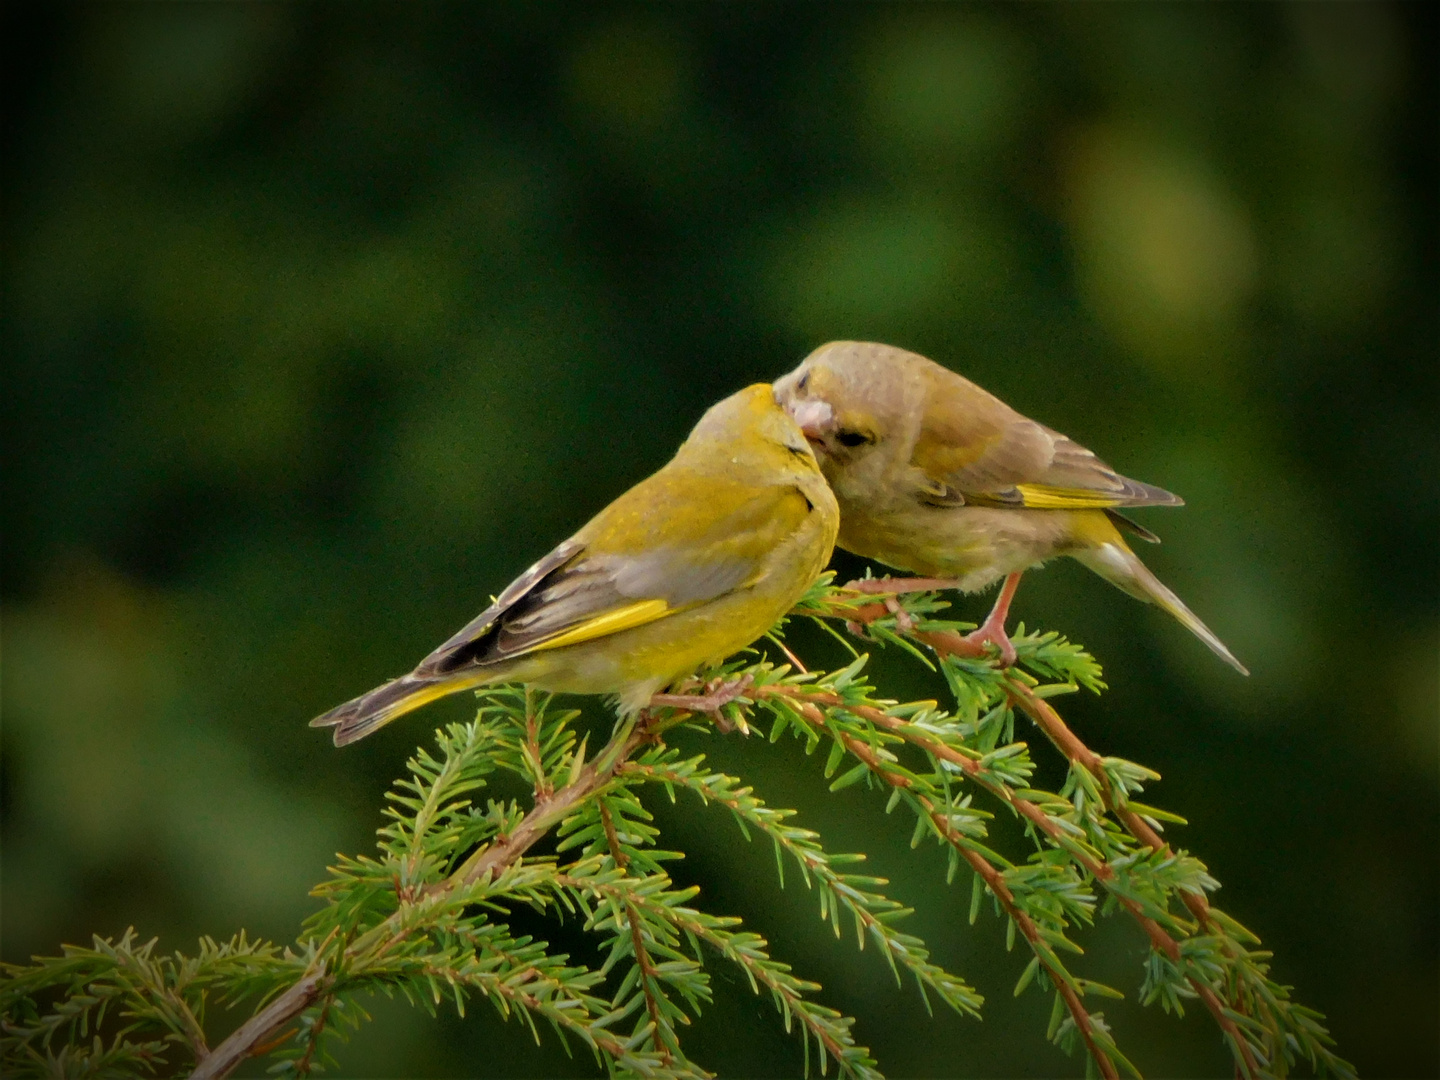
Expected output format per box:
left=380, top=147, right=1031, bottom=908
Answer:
left=963, top=620, right=1018, bottom=668
left=649, top=675, right=755, bottom=733
left=883, top=596, right=915, bottom=634
left=841, top=581, right=923, bottom=639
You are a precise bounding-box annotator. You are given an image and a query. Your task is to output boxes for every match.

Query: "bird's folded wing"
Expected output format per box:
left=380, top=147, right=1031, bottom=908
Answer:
left=912, top=403, right=1181, bottom=510
left=417, top=477, right=812, bottom=675
left=415, top=538, right=586, bottom=673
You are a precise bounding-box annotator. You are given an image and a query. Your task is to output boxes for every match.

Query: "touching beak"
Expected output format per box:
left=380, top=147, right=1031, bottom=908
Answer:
left=786, top=398, right=834, bottom=445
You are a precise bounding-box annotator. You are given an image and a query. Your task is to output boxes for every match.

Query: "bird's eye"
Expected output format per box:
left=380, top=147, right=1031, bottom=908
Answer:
left=836, top=429, right=872, bottom=448
left=796, top=372, right=810, bottom=392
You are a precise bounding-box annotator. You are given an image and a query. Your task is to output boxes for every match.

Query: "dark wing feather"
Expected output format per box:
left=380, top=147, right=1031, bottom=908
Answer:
left=416, top=539, right=585, bottom=675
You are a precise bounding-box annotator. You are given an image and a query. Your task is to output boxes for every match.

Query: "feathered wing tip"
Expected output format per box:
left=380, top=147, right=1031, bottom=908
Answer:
left=1118, top=476, right=1184, bottom=507
left=309, top=673, right=482, bottom=746
left=1075, top=541, right=1250, bottom=676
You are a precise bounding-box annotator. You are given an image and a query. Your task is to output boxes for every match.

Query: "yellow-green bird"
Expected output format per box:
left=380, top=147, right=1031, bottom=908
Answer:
left=773, top=341, right=1246, bottom=674
left=312, top=383, right=840, bottom=746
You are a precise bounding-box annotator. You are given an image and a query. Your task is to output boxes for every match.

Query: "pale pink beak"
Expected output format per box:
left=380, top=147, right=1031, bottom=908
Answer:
left=786, top=398, right=834, bottom=443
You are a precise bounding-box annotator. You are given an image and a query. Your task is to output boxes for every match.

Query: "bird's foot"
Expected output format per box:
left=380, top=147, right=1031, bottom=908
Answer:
left=650, top=674, right=755, bottom=733
left=842, top=577, right=959, bottom=638
left=842, top=599, right=915, bottom=638
left=958, top=571, right=1024, bottom=667
left=963, top=614, right=1018, bottom=668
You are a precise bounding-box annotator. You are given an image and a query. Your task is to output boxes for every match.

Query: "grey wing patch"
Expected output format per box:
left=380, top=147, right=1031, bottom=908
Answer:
left=492, top=547, right=756, bottom=655
left=1105, top=476, right=1183, bottom=507
left=1043, top=430, right=1184, bottom=505
left=1041, top=431, right=1111, bottom=488
left=608, top=548, right=756, bottom=605
left=416, top=538, right=585, bottom=675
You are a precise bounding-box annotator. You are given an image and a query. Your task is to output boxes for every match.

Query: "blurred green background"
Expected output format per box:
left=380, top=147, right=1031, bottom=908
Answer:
left=3, top=3, right=1436, bottom=1076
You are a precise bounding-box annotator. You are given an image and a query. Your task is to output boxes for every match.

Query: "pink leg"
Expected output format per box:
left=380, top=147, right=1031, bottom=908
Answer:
left=964, top=572, right=1023, bottom=667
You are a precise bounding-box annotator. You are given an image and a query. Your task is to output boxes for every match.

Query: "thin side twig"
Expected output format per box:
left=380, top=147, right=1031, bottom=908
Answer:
left=842, top=732, right=1120, bottom=1080
left=858, top=614, right=1262, bottom=1080
left=767, top=688, right=1120, bottom=1080
left=600, top=799, right=671, bottom=1064
left=191, top=720, right=650, bottom=1080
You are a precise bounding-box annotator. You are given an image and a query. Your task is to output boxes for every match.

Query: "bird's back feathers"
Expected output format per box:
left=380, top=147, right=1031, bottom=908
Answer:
left=909, top=358, right=1181, bottom=511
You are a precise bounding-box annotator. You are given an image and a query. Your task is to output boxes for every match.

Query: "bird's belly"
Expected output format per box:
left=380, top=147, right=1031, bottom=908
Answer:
left=838, top=505, right=1080, bottom=592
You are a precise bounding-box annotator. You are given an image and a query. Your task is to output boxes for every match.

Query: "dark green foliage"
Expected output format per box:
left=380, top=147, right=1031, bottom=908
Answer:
left=1, top=582, right=1353, bottom=1079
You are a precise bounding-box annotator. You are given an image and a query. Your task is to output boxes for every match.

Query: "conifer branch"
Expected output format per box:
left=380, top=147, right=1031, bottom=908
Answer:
left=1, top=577, right=1352, bottom=1080
left=599, top=799, right=674, bottom=1064
left=755, top=684, right=1122, bottom=1080
left=908, top=632, right=1266, bottom=1080
left=804, top=580, right=1353, bottom=1079
left=621, top=755, right=983, bottom=1018
left=553, top=868, right=881, bottom=1080
left=555, top=767, right=880, bottom=1076
left=191, top=716, right=650, bottom=1078
left=760, top=680, right=1240, bottom=1074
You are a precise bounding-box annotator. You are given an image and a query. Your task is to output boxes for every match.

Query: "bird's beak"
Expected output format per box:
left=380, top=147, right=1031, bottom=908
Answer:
left=786, top=398, right=834, bottom=445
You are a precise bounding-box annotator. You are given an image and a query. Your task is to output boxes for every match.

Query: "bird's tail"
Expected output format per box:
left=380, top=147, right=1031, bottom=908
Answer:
left=310, top=672, right=486, bottom=746
left=1074, top=537, right=1249, bottom=676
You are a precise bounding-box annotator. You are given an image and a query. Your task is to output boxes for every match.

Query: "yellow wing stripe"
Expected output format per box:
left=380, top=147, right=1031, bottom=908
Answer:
left=1015, top=484, right=1125, bottom=510
left=392, top=678, right=479, bottom=714
left=528, top=599, right=673, bottom=653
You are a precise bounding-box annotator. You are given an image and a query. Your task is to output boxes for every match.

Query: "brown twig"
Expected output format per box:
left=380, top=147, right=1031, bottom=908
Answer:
left=765, top=688, right=1119, bottom=1080
left=290, top=993, right=332, bottom=1079
left=190, top=970, right=331, bottom=1080
left=598, top=799, right=629, bottom=870
left=770, top=634, right=810, bottom=674
left=815, top=601, right=1262, bottom=1080
left=599, top=798, right=671, bottom=1063
left=1004, top=683, right=1260, bottom=1080
left=1005, top=682, right=1212, bottom=924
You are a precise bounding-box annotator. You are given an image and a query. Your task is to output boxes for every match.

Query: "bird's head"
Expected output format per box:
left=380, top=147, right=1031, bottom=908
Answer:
left=679, top=382, right=824, bottom=478
left=774, top=341, right=916, bottom=478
